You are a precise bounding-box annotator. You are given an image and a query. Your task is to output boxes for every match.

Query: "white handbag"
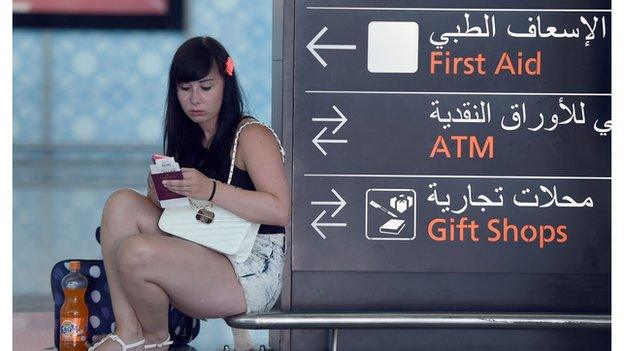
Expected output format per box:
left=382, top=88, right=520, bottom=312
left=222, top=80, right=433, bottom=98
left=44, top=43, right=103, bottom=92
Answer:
left=158, top=120, right=285, bottom=263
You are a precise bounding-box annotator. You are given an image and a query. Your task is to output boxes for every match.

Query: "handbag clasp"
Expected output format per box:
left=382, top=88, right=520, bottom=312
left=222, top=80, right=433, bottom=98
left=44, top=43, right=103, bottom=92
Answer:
left=196, top=209, right=215, bottom=224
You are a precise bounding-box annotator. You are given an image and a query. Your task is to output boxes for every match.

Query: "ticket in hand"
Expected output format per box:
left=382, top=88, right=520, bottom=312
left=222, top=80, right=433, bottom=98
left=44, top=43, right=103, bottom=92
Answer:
left=150, top=154, right=189, bottom=208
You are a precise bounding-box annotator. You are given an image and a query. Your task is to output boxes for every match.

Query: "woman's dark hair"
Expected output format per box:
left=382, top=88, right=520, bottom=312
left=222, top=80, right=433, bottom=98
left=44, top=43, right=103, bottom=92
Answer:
left=163, top=36, right=246, bottom=180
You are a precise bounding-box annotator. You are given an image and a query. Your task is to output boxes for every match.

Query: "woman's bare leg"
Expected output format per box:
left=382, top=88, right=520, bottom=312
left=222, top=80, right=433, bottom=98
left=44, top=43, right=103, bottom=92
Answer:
left=97, top=188, right=250, bottom=350
left=114, top=232, right=248, bottom=350
left=96, top=188, right=170, bottom=350
left=231, top=327, right=255, bottom=350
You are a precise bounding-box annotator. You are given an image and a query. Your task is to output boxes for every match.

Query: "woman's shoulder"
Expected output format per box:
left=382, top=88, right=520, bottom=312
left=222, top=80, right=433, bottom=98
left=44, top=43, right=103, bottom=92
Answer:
left=237, top=115, right=258, bottom=129
left=237, top=116, right=277, bottom=141
left=235, top=117, right=283, bottom=160
left=236, top=116, right=272, bottom=140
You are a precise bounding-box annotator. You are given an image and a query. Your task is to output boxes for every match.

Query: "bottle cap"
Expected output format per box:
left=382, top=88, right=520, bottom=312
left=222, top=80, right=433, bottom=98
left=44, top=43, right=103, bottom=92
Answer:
left=69, top=261, right=81, bottom=271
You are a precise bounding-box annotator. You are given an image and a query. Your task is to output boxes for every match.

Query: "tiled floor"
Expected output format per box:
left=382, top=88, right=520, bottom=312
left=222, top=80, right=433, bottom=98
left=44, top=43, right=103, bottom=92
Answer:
left=13, top=312, right=55, bottom=351
left=13, top=312, right=271, bottom=351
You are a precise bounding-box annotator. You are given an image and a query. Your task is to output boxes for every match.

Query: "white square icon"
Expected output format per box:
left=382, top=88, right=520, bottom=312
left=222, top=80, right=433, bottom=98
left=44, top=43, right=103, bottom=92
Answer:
left=367, top=21, right=419, bottom=73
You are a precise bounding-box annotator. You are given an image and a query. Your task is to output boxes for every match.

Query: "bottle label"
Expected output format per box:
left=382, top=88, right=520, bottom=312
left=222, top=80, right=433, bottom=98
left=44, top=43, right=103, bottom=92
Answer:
left=60, top=318, right=88, bottom=342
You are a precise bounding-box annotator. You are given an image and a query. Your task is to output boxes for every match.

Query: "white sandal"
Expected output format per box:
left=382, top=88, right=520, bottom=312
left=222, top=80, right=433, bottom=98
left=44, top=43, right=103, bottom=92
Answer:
left=87, top=334, right=145, bottom=351
left=144, top=334, right=174, bottom=349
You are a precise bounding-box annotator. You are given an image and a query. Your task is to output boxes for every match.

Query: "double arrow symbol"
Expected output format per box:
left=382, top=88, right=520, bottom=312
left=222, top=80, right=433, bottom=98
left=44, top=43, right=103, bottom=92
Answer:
left=312, top=105, right=348, bottom=156
left=310, top=189, right=347, bottom=239
left=311, top=211, right=346, bottom=240
left=306, top=26, right=357, bottom=67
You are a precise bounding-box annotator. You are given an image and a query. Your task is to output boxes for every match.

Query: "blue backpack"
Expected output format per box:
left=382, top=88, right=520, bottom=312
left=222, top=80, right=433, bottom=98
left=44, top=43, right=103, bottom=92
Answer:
left=51, top=228, right=200, bottom=348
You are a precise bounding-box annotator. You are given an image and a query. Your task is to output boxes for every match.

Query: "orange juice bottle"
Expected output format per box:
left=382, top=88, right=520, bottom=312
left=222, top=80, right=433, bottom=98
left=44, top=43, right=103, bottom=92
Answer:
left=59, top=261, right=89, bottom=351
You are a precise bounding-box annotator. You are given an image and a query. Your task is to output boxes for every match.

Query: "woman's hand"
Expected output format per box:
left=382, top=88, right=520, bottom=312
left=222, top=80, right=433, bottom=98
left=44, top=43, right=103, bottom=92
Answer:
left=146, top=172, right=162, bottom=208
left=162, top=167, right=215, bottom=200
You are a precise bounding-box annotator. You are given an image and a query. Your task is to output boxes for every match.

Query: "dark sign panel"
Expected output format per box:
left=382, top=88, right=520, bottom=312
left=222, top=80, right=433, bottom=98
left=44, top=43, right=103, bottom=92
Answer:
left=292, top=1, right=610, bottom=275
left=285, top=0, right=610, bottom=349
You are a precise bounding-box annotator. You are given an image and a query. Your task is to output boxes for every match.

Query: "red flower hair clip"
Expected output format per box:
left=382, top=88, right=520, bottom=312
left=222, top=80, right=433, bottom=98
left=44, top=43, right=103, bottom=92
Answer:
left=225, top=56, right=235, bottom=76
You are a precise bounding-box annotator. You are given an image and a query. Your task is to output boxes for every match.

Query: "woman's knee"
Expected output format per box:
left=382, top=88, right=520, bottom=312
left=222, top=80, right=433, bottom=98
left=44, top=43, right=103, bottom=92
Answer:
left=99, top=189, right=145, bottom=243
left=102, top=189, right=144, bottom=219
left=101, top=188, right=162, bottom=236
left=115, top=234, right=158, bottom=277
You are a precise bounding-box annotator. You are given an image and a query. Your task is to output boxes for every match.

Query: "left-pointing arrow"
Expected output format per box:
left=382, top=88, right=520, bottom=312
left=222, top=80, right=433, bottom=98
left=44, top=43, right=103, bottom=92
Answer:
left=311, top=210, right=347, bottom=239
left=306, top=26, right=357, bottom=67
left=313, top=127, right=348, bottom=156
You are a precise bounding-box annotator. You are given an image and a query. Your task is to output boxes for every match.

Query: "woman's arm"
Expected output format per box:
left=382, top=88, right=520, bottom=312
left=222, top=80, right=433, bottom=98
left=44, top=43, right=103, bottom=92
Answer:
left=163, top=124, right=291, bottom=227
left=209, top=124, right=291, bottom=226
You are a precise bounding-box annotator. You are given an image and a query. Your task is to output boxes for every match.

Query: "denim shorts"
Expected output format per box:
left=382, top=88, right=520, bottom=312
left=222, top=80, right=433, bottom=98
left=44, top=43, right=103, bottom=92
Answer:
left=227, top=233, right=285, bottom=313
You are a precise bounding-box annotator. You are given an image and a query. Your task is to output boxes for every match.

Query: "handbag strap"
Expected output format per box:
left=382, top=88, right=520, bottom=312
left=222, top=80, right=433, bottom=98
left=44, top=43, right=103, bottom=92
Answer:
left=227, top=119, right=286, bottom=185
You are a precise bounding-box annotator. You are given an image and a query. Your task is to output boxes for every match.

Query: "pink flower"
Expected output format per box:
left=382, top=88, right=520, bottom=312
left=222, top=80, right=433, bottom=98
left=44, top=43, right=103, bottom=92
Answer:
left=225, top=56, right=235, bottom=76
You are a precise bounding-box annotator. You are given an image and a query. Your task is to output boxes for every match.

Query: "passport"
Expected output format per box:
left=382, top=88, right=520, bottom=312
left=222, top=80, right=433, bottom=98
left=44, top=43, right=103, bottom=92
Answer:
left=150, top=154, right=189, bottom=208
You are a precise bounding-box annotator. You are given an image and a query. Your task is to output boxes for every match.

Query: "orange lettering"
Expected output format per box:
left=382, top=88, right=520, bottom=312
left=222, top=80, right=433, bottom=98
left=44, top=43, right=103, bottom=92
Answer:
left=470, top=136, right=494, bottom=159
left=429, top=136, right=451, bottom=158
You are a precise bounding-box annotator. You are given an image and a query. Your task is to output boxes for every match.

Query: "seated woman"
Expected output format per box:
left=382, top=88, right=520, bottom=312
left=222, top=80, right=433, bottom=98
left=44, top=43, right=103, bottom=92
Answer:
left=91, top=36, right=290, bottom=351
